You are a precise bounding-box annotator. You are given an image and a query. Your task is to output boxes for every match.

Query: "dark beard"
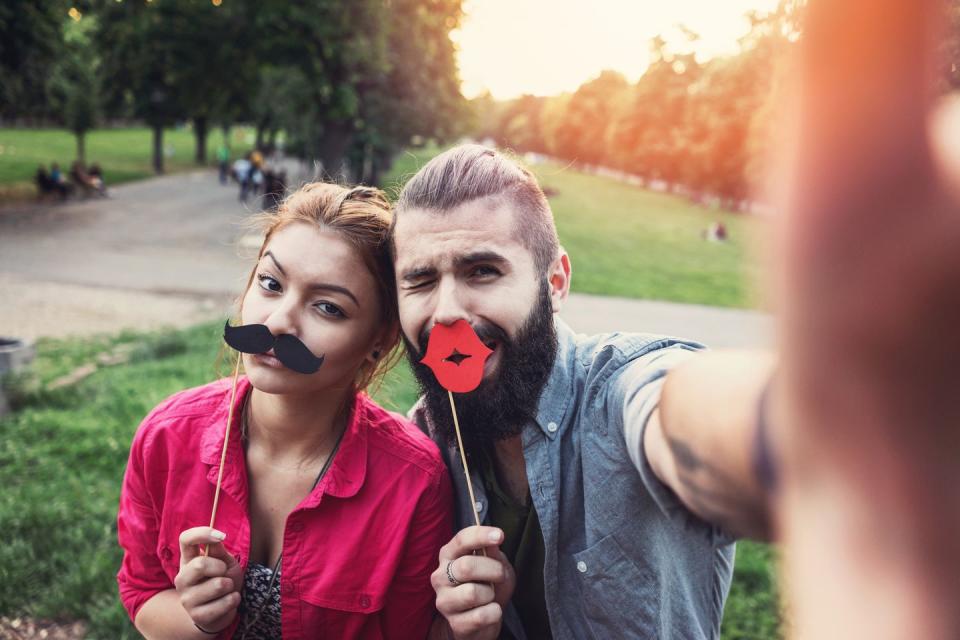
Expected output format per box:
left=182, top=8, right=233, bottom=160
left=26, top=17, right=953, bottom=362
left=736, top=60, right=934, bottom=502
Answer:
left=404, top=282, right=558, bottom=455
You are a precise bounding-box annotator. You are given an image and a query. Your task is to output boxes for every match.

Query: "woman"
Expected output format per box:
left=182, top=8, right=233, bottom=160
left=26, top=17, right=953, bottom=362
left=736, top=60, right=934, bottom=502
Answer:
left=117, top=183, right=453, bottom=639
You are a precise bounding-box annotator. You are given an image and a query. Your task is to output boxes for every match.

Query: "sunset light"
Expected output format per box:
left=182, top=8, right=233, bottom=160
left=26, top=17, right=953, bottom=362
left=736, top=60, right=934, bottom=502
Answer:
left=454, top=0, right=780, bottom=99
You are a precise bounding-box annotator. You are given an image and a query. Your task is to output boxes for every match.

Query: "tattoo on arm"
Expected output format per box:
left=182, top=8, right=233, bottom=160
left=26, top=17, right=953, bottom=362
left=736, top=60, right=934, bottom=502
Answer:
left=666, top=435, right=769, bottom=539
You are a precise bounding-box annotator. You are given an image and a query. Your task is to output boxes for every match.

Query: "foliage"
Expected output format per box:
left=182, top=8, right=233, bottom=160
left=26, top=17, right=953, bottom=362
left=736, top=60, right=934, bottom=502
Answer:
left=45, top=15, right=100, bottom=162
left=0, top=0, right=69, bottom=123
left=1, top=0, right=464, bottom=179
left=480, top=1, right=804, bottom=203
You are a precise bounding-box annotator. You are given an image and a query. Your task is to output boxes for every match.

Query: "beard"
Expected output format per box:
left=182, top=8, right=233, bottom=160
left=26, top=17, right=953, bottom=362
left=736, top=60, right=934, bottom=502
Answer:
left=404, top=281, right=558, bottom=455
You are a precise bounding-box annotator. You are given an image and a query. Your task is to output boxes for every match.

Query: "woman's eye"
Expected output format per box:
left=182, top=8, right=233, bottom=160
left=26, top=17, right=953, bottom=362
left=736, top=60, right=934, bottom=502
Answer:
left=316, top=302, right=344, bottom=318
left=257, top=274, right=281, bottom=292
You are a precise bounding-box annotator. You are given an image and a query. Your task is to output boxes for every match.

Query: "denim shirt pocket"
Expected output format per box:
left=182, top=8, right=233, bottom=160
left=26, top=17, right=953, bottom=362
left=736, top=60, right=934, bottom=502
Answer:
left=572, top=532, right=659, bottom=638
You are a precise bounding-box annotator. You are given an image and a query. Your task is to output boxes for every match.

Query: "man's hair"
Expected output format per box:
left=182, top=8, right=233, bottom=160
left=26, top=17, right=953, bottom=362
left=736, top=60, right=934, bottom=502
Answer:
left=393, top=144, right=560, bottom=274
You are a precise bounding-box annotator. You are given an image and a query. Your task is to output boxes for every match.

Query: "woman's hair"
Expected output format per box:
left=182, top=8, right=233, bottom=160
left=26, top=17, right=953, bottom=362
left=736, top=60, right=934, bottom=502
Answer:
left=240, top=182, right=402, bottom=393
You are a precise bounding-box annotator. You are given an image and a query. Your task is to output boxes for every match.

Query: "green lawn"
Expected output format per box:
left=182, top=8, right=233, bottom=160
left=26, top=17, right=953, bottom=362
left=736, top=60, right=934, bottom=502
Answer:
left=381, top=147, right=762, bottom=308
left=0, top=324, right=781, bottom=639
left=0, top=126, right=249, bottom=200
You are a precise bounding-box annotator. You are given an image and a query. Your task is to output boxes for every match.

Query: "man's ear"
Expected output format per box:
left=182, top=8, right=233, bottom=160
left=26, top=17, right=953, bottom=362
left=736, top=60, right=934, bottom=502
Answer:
left=547, top=249, right=572, bottom=313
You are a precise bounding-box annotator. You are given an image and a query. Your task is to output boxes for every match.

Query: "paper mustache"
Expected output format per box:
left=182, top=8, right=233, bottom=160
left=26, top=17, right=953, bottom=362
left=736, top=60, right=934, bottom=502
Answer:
left=223, top=321, right=325, bottom=374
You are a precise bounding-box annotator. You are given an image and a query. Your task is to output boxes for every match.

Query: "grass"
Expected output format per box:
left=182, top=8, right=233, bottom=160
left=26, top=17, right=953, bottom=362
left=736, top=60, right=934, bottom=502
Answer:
left=0, top=126, right=251, bottom=201
left=0, top=324, right=782, bottom=639
left=381, top=146, right=762, bottom=309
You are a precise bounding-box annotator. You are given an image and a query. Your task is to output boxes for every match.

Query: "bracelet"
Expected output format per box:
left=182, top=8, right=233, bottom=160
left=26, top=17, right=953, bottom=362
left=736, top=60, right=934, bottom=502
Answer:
left=752, top=374, right=779, bottom=493
left=194, top=622, right=222, bottom=636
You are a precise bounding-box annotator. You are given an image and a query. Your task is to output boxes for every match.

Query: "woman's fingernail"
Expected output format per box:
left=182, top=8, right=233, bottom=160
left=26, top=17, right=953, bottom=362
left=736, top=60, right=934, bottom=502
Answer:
left=488, top=530, right=502, bottom=543
left=210, top=529, right=226, bottom=541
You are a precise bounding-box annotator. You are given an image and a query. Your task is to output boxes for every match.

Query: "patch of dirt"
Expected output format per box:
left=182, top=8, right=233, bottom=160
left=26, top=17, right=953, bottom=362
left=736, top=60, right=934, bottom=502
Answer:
left=0, top=617, right=86, bottom=640
left=0, top=273, right=230, bottom=341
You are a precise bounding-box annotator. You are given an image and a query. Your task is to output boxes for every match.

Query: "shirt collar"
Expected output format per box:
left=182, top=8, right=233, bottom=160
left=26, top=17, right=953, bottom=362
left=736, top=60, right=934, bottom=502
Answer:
left=532, top=316, right=577, bottom=440
left=199, top=377, right=368, bottom=502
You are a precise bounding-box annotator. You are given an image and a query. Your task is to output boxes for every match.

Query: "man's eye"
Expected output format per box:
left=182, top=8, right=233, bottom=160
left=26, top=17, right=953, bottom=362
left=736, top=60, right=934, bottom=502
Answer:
left=316, top=302, right=344, bottom=318
left=472, top=266, right=501, bottom=278
left=405, top=279, right=434, bottom=291
left=257, top=274, right=281, bottom=292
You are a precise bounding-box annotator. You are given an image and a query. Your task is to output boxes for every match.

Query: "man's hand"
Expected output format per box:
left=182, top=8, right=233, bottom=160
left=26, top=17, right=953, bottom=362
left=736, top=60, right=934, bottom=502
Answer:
left=174, top=527, right=243, bottom=634
left=430, top=526, right=516, bottom=640
left=773, top=1, right=960, bottom=638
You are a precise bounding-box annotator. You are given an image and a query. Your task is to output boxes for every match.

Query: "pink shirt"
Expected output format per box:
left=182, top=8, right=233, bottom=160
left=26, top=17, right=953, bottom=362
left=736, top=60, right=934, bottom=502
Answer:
left=117, top=377, right=453, bottom=639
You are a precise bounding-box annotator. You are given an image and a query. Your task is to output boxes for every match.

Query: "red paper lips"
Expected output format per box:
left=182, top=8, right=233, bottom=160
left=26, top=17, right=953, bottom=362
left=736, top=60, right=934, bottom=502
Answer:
left=420, top=319, right=494, bottom=393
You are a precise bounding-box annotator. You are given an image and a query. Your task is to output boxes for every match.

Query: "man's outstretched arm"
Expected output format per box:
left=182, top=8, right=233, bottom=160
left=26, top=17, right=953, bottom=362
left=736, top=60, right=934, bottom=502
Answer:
left=642, top=350, right=776, bottom=541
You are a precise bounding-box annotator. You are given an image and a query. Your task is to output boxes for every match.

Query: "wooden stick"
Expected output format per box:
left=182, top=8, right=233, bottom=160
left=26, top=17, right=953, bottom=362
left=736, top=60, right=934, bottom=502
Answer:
left=448, top=389, right=482, bottom=528
left=204, top=352, right=242, bottom=556
left=448, top=390, right=488, bottom=559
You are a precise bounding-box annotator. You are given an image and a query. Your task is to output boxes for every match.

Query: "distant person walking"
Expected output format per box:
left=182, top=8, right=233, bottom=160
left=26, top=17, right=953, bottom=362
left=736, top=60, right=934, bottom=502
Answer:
left=217, top=144, right=230, bottom=185
left=233, top=154, right=253, bottom=203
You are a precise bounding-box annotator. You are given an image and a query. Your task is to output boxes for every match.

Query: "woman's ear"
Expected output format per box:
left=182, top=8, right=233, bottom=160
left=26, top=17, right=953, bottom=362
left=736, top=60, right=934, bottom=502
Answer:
left=367, top=320, right=400, bottom=364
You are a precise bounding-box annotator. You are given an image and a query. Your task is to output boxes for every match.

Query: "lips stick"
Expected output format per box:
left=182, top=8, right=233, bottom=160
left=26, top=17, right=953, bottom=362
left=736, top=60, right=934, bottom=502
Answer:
left=447, top=390, right=484, bottom=531
left=421, top=320, right=496, bottom=557
left=203, top=351, right=242, bottom=557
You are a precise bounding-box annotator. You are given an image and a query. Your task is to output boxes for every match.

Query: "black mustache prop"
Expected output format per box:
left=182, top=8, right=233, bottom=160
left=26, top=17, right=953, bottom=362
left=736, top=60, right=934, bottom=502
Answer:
left=223, top=321, right=325, bottom=374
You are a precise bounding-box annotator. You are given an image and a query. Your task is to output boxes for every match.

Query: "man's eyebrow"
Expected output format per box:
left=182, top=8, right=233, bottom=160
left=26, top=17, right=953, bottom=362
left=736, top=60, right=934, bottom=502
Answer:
left=263, top=251, right=286, bottom=276
left=263, top=250, right=359, bottom=306
left=453, top=250, right=509, bottom=270
left=401, top=266, right=437, bottom=282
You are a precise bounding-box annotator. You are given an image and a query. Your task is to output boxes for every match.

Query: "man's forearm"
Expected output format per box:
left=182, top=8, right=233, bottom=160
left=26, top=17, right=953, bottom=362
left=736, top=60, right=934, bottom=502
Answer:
left=645, top=350, right=777, bottom=541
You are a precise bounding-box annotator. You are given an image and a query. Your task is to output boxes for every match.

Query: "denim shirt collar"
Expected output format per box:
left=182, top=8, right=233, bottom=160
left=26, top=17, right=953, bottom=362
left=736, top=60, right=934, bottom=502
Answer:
left=531, top=316, right=578, bottom=441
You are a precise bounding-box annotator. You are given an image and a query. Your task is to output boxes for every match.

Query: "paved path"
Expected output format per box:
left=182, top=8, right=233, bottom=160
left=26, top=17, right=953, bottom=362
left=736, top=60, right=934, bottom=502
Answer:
left=0, top=169, right=771, bottom=347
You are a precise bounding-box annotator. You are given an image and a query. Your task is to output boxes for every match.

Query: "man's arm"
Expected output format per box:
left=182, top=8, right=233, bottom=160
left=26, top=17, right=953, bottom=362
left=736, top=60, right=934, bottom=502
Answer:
left=642, top=350, right=776, bottom=541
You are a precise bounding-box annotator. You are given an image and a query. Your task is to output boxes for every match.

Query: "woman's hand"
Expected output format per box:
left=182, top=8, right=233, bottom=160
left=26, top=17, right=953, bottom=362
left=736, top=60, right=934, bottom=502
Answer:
left=173, top=527, right=243, bottom=634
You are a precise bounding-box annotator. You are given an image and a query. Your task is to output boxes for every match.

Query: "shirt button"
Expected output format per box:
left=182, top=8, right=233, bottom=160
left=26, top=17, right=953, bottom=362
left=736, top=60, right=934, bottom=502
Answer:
left=160, top=547, right=173, bottom=562
left=547, top=421, right=558, bottom=433
left=474, top=500, right=484, bottom=513
left=577, top=561, right=587, bottom=573
left=359, top=595, right=371, bottom=609
left=290, top=521, right=304, bottom=533
left=282, top=581, right=295, bottom=596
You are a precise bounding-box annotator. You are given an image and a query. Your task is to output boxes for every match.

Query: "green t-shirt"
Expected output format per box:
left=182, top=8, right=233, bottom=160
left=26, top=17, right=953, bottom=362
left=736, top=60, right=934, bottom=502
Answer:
left=478, top=446, right=552, bottom=640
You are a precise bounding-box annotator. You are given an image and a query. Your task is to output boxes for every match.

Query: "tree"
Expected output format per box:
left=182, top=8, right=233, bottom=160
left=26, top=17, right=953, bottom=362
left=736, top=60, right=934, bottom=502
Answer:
left=96, top=0, right=184, bottom=174
left=46, top=14, right=99, bottom=163
left=0, top=0, right=68, bottom=123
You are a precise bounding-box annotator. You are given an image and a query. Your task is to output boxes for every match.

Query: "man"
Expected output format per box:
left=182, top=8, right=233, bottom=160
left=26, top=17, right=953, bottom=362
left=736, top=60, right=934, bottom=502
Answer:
left=390, top=143, right=760, bottom=639
left=392, top=1, right=960, bottom=638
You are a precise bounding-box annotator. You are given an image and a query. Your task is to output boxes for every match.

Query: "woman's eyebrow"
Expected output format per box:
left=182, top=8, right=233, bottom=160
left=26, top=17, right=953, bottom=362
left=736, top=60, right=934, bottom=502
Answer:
left=263, top=251, right=286, bottom=275
left=308, top=283, right=359, bottom=306
left=263, top=251, right=360, bottom=306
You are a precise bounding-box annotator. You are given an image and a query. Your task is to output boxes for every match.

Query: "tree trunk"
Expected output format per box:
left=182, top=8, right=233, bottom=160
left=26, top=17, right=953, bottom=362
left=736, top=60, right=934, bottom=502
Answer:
left=194, top=116, right=208, bottom=165
left=254, top=118, right=269, bottom=151
left=316, top=123, right=353, bottom=181
left=267, top=128, right=278, bottom=151
left=152, top=125, right=164, bottom=174
left=76, top=130, right=86, bottom=165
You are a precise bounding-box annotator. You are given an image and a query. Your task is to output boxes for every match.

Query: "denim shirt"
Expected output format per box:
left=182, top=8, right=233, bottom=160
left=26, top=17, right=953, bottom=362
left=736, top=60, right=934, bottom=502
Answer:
left=411, top=318, right=736, bottom=640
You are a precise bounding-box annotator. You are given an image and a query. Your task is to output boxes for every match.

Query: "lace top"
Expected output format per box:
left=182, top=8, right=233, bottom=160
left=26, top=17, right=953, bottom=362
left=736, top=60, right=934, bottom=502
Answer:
left=233, top=562, right=282, bottom=640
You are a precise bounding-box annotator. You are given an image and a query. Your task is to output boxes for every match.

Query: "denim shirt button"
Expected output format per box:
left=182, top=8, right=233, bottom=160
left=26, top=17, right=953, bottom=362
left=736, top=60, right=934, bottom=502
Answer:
left=547, top=421, right=558, bottom=433
left=577, top=561, right=587, bottom=573
left=474, top=500, right=484, bottom=513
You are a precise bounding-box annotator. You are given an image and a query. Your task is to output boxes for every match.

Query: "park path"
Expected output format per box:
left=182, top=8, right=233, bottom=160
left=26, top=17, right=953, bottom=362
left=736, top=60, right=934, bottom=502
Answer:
left=0, top=169, right=771, bottom=347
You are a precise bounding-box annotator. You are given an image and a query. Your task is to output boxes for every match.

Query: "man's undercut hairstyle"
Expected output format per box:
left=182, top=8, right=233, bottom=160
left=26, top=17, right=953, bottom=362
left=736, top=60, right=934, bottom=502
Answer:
left=394, top=144, right=560, bottom=275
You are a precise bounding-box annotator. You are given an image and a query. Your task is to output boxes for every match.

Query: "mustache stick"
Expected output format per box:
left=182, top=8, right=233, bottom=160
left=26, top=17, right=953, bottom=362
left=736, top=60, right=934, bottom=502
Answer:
left=204, top=351, right=242, bottom=557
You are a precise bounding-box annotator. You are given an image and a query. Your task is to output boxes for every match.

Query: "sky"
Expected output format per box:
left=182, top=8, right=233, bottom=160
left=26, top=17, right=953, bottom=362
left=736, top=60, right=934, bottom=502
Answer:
left=453, top=0, right=780, bottom=100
